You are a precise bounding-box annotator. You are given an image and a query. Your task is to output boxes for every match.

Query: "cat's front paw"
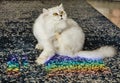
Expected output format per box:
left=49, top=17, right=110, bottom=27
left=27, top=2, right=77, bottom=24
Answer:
left=36, top=50, right=55, bottom=65
left=35, top=44, right=43, bottom=50
left=35, top=58, right=45, bottom=65
left=35, top=56, right=47, bottom=65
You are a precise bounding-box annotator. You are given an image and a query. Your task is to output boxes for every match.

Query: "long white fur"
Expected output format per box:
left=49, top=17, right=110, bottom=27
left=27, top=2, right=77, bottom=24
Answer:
left=33, top=4, right=116, bottom=65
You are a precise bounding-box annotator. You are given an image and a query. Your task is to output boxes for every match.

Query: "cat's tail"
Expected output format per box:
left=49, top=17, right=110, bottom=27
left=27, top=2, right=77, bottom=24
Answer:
left=74, top=46, right=116, bottom=59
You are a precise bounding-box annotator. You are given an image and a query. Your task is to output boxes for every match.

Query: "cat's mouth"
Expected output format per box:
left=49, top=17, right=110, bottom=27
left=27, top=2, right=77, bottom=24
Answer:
left=61, top=17, right=63, bottom=20
left=59, top=17, right=66, bottom=21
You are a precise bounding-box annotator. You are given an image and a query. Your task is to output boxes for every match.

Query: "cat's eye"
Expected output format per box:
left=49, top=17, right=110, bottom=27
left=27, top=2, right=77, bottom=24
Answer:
left=53, top=13, right=58, bottom=16
left=60, top=11, right=64, bottom=14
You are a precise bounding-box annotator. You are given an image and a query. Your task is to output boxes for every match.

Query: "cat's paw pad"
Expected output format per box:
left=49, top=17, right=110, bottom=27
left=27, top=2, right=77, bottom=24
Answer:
left=35, top=44, right=43, bottom=50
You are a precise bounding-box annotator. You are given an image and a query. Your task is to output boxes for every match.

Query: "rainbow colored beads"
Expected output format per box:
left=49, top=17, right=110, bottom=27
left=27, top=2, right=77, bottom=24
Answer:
left=21, top=55, right=29, bottom=68
left=6, top=54, right=29, bottom=77
left=45, top=54, right=111, bottom=76
left=6, top=54, right=20, bottom=77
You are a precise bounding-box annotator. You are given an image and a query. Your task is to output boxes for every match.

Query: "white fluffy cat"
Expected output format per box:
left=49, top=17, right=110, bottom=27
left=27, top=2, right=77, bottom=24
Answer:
left=33, top=4, right=116, bottom=65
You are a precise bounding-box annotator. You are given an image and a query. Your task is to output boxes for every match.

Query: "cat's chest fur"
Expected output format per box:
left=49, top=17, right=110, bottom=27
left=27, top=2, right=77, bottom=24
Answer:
left=45, top=19, right=67, bottom=38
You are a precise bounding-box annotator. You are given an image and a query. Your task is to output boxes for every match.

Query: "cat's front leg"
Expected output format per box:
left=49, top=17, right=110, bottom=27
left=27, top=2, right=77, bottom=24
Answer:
left=35, top=43, right=43, bottom=50
left=35, top=40, right=55, bottom=65
left=36, top=49, right=55, bottom=65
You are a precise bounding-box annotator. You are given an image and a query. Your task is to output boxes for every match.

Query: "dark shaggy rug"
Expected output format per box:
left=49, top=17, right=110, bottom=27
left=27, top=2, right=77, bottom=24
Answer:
left=0, top=0, right=120, bottom=83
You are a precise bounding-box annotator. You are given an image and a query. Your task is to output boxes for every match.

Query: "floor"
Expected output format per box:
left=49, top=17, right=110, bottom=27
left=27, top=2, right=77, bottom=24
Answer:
left=0, top=0, right=120, bottom=82
left=87, top=0, right=120, bottom=28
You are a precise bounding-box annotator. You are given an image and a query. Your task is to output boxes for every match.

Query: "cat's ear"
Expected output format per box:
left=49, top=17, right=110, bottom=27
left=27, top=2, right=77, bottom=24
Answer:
left=43, top=8, right=48, bottom=13
left=59, top=3, right=63, bottom=8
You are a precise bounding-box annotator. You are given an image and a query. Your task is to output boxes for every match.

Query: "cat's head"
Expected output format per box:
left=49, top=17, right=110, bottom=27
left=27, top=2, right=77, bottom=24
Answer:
left=43, top=4, right=67, bottom=21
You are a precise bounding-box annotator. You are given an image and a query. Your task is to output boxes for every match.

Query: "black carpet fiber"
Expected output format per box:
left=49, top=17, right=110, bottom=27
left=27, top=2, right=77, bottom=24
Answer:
left=0, top=0, right=120, bottom=82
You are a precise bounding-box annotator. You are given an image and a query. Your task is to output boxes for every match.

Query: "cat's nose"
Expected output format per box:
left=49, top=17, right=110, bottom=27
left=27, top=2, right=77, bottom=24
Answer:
left=60, top=15, right=63, bottom=19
